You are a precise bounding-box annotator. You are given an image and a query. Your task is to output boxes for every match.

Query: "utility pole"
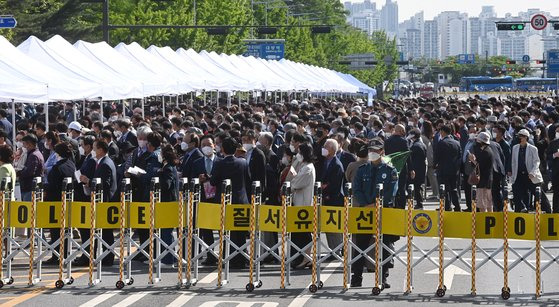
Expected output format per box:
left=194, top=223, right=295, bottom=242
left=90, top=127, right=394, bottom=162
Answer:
left=102, top=0, right=109, bottom=43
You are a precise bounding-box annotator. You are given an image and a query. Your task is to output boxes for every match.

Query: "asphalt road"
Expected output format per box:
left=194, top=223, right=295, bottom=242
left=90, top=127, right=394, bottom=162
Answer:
left=0, top=197, right=558, bottom=307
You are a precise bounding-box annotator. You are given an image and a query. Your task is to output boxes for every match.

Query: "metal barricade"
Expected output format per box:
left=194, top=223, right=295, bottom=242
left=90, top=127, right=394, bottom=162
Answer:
left=182, top=178, right=200, bottom=288
left=28, top=177, right=43, bottom=285
left=372, top=183, right=384, bottom=296
left=435, top=184, right=447, bottom=297
left=148, top=177, right=161, bottom=284
left=116, top=178, right=133, bottom=289
left=55, top=177, right=74, bottom=289
left=88, top=178, right=103, bottom=286
left=309, top=182, right=323, bottom=293
left=501, top=188, right=511, bottom=300
left=342, top=183, right=352, bottom=290
left=176, top=178, right=188, bottom=289
left=279, top=182, right=291, bottom=290
left=405, top=184, right=414, bottom=294
left=0, top=177, right=13, bottom=288
left=217, top=179, right=232, bottom=287
left=246, top=181, right=262, bottom=292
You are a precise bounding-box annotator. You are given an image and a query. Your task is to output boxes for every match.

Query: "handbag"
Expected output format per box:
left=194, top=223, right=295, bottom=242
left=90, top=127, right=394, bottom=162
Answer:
left=468, top=163, right=480, bottom=186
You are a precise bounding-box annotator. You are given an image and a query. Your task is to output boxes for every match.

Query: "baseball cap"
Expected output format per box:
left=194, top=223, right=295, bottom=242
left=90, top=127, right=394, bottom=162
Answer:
left=476, top=132, right=490, bottom=145
left=368, top=138, right=384, bottom=150
left=68, top=121, right=83, bottom=132
left=517, top=129, right=530, bottom=137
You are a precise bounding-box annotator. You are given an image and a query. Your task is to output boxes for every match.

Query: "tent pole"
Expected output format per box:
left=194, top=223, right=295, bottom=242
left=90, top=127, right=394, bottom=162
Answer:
left=100, top=99, right=104, bottom=123
left=11, top=99, right=15, bottom=148
left=83, top=99, right=86, bottom=117
left=45, top=101, right=49, bottom=132
left=142, top=97, right=145, bottom=118
left=162, top=96, right=166, bottom=117
left=73, top=102, right=77, bottom=122
left=122, top=99, right=125, bottom=117
left=176, top=95, right=179, bottom=108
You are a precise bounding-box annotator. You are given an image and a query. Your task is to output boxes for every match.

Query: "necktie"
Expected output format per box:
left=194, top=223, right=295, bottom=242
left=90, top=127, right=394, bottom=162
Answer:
left=205, top=157, right=212, bottom=174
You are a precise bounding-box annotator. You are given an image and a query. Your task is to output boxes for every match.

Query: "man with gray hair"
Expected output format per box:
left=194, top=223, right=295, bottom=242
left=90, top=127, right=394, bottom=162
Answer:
left=319, top=138, right=345, bottom=254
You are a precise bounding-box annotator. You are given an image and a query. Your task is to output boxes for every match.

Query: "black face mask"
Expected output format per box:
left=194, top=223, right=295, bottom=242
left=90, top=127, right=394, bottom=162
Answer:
left=316, top=130, right=324, bottom=138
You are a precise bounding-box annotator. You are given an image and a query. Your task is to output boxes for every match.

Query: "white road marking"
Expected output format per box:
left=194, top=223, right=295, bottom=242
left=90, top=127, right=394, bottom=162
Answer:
left=425, top=264, right=470, bottom=290
left=287, top=262, right=342, bottom=307
left=78, top=291, right=118, bottom=307
left=199, top=301, right=278, bottom=307
left=113, top=291, right=149, bottom=307
left=198, top=271, right=218, bottom=284
left=166, top=292, right=197, bottom=307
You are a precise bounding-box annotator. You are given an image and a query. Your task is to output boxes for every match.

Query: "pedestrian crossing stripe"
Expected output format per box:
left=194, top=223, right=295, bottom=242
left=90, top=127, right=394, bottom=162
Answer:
left=4, top=201, right=559, bottom=240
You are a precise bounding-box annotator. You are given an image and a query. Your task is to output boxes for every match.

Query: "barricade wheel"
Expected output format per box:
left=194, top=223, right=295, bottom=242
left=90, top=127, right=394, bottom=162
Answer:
left=318, top=281, right=323, bottom=289
left=184, top=282, right=191, bottom=290
left=68, top=277, right=74, bottom=285
left=7, top=277, right=13, bottom=285
left=501, top=288, right=510, bottom=300
left=55, top=280, right=64, bottom=289
left=436, top=288, right=446, bottom=297
left=372, top=287, right=381, bottom=296
left=127, top=278, right=134, bottom=285
left=246, top=283, right=255, bottom=292
left=256, top=280, right=262, bottom=288
left=0, top=280, right=4, bottom=288
left=116, top=280, right=125, bottom=290
left=309, top=284, right=318, bottom=293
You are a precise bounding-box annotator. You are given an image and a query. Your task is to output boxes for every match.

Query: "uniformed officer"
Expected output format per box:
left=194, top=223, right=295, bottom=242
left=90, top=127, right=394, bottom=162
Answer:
left=350, top=138, right=398, bottom=288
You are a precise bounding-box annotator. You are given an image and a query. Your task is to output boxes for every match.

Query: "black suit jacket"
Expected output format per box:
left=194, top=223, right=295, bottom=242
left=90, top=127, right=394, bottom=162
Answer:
left=117, top=131, right=138, bottom=148
left=94, top=156, right=118, bottom=202
left=337, top=151, right=356, bottom=172
left=159, top=163, right=178, bottom=202
left=59, top=133, right=80, bottom=163
left=191, top=155, right=223, bottom=203
left=181, top=148, right=203, bottom=179
left=130, top=148, right=153, bottom=201
left=263, top=147, right=280, bottom=205
left=385, top=135, right=410, bottom=172
left=247, top=147, right=266, bottom=198
left=489, top=141, right=506, bottom=176
left=74, top=153, right=96, bottom=202
left=210, top=156, right=251, bottom=204
left=320, top=156, right=345, bottom=206
left=108, top=141, right=120, bottom=165
left=410, top=140, right=427, bottom=184
left=434, top=136, right=462, bottom=178
left=45, top=159, right=76, bottom=201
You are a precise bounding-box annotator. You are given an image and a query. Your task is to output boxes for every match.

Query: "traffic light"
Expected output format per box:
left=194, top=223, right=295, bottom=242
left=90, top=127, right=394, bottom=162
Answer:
left=206, top=27, right=228, bottom=35
left=554, top=23, right=559, bottom=30
left=311, top=26, right=332, bottom=34
left=536, top=60, right=547, bottom=64
left=257, top=27, right=278, bottom=35
left=497, top=23, right=526, bottom=31
left=506, top=60, right=516, bottom=64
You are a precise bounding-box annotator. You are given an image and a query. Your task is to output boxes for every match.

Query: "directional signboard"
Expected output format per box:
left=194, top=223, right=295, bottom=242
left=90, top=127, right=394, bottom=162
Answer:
left=531, top=14, right=547, bottom=31
left=522, top=55, right=530, bottom=63
left=547, top=49, right=559, bottom=78
left=0, top=15, right=17, bottom=29
left=243, top=39, right=285, bottom=61
left=458, top=54, right=475, bottom=64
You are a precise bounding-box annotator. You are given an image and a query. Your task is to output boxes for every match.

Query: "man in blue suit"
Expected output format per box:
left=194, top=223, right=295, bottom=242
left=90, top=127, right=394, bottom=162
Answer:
left=190, top=135, right=222, bottom=265
left=180, top=133, right=203, bottom=179
left=210, top=137, right=251, bottom=269
left=320, top=138, right=345, bottom=254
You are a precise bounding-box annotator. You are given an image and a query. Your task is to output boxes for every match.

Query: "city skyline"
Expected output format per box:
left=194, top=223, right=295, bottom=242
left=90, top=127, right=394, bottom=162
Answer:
left=343, top=0, right=559, bottom=22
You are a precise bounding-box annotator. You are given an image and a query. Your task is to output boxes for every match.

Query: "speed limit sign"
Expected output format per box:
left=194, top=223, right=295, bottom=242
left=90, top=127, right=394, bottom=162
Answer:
left=531, top=14, right=548, bottom=30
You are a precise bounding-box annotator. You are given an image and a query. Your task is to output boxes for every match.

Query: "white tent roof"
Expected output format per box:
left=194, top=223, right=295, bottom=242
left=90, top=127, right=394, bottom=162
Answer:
left=74, top=40, right=177, bottom=97
left=0, top=35, right=102, bottom=102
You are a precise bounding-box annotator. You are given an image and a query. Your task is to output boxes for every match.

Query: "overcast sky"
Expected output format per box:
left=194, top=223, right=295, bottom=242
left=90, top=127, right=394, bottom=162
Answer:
left=344, top=0, right=559, bottom=22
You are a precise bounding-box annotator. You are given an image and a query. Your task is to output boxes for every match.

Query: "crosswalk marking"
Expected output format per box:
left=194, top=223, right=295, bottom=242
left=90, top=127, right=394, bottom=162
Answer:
left=166, top=292, right=196, bottom=307
left=198, top=271, right=218, bottom=284
left=78, top=291, right=118, bottom=307
left=112, top=291, right=149, bottom=307
left=287, top=262, right=342, bottom=307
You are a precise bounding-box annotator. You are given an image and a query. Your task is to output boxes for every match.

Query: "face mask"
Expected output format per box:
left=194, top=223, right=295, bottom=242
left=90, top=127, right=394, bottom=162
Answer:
left=215, top=145, right=221, bottom=153
left=384, top=133, right=392, bottom=139
left=406, top=135, right=414, bottom=141
left=289, top=144, right=297, bottom=153
left=369, top=152, right=381, bottom=161
left=321, top=148, right=329, bottom=157
left=440, top=107, right=446, bottom=112
left=281, top=156, right=289, bottom=165
left=114, top=131, right=122, bottom=139
left=243, top=144, right=254, bottom=152
left=419, top=118, right=424, bottom=124
left=15, top=141, right=23, bottom=149
left=202, top=146, right=214, bottom=156
left=469, top=133, right=476, bottom=140
left=79, top=146, right=85, bottom=156
left=109, top=115, right=118, bottom=122
left=408, top=122, right=414, bottom=127
left=555, top=134, right=559, bottom=140
left=180, top=142, right=189, bottom=152
left=296, top=153, right=304, bottom=162
left=138, top=140, right=147, bottom=149
left=350, top=128, right=356, bottom=135
left=255, top=141, right=262, bottom=147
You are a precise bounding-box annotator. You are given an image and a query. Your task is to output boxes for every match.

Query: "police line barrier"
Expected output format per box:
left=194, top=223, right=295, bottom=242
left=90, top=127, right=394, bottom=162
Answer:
left=0, top=177, right=557, bottom=299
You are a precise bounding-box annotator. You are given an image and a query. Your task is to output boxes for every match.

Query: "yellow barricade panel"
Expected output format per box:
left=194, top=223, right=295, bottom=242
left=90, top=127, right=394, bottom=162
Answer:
left=320, top=206, right=344, bottom=233
left=197, top=202, right=221, bottom=230
left=508, top=213, right=535, bottom=240
left=70, top=201, right=92, bottom=228
left=348, top=207, right=376, bottom=234
left=259, top=205, right=281, bottom=232
left=475, top=212, right=504, bottom=239
left=541, top=214, right=559, bottom=240
left=96, top=202, right=121, bottom=229
left=287, top=206, right=314, bottom=233
left=155, top=202, right=180, bottom=229
left=36, top=202, right=65, bottom=228
left=9, top=201, right=32, bottom=228
left=225, top=204, right=251, bottom=231
left=443, top=211, right=472, bottom=239
left=129, top=202, right=150, bottom=229
left=410, top=210, right=438, bottom=237
left=382, top=208, right=406, bottom=236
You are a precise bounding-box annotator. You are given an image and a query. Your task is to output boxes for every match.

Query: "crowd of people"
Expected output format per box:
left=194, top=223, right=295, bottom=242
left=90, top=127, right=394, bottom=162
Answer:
left=0, top=93, right=558, bottom=288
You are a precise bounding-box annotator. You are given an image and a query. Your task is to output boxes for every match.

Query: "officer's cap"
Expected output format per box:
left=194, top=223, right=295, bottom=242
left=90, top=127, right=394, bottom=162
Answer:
left=368, top=138, right=384, bottom=150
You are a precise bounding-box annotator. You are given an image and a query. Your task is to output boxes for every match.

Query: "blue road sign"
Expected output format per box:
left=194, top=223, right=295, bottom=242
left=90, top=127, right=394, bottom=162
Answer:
left=458, top=54, right=475, bottom=64
left=244, top=42, right=285, bottom=60
left=522, top=55, right=530, bottom=63
left=0, top=16, right=17, bottom=29
left=548, top=50, right=559, bottom=78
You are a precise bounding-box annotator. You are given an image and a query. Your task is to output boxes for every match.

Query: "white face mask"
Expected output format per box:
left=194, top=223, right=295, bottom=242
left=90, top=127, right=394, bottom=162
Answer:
left=243, top=144, right=254, bottom=152
left=555, top=134, right=559, bottom=140
left=114, top=131, right=122, bottom=139
left=321, top=148, right=329, bottom=157
left=384, top=133, right=392, bottom=139
left=408, top=121, right=414, bottom=127
left=202, top=146, right=214, bottom=156
left=289, top=144, right=297, bottom=153
left=350, top=128, right=356, bottom=135
left=79, top=146, right=85, bottom=156
left=138, top=140, right=147, bottom=149
left=180, top=142, right=189, bottom=152
left=15, top=141, right=23, bottom=149
left=109, top=115, right=118, bottom=122
left=369, top=152, right=381, bottom=161
left=296, top=153, right=304, bottom=162
left=469, top=133, right=476, bottom=140
left=215, top=145, right=221, bottom=154
left=281, top=156, right=290, bottom=165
